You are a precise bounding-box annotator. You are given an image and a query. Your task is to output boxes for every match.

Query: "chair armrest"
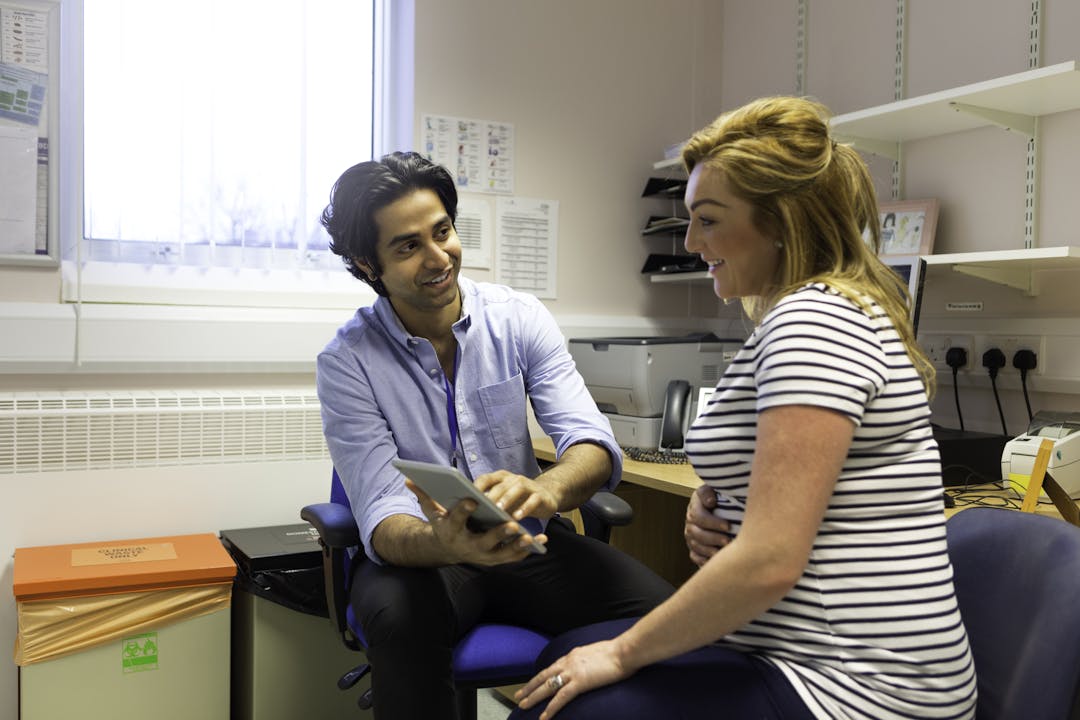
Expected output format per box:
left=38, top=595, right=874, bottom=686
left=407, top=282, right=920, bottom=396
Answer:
left=579, top=490, right=633, bottom=544
left=582, top=491, right=632, bottom=527
left=301, top=502, right=361, bottom=548
left=300, top=502, right=362, bottom=650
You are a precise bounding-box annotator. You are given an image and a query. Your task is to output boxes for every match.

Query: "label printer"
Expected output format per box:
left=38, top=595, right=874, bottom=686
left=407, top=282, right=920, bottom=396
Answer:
left=1001, top=411, right=1080, bottom=497
left=569, top=333, right=742, bottom=450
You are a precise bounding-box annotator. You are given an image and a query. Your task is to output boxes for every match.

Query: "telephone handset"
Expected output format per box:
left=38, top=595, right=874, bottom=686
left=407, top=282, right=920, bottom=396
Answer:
left=659, top=379, right=691, bottom=451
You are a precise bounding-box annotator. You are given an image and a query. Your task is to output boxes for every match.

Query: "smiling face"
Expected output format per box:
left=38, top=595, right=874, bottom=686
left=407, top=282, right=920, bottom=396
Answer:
left=683, top=164, right=781, bottom=301
left=361, top=188, right=462, bottom=333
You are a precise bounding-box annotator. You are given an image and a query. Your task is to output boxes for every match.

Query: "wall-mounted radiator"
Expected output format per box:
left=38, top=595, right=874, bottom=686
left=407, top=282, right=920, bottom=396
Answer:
left=0, top=389, right=329, bottom=474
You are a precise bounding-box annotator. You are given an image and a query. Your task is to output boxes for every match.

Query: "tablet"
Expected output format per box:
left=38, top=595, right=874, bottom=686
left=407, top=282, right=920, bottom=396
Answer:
left=392, top=458, right=547, bottom=554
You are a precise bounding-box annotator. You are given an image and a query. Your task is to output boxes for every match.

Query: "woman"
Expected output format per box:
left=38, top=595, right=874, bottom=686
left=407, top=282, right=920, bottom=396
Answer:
left=511, top=97, right=976, bottom=719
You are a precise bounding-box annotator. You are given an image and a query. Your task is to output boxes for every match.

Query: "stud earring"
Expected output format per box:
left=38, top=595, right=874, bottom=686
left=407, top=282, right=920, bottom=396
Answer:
left=774, top=240, right=784, bottom=249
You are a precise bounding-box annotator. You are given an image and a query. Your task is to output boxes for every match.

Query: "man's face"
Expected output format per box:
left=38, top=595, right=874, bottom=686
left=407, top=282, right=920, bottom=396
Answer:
left=363, top=188, right=462, bottom=323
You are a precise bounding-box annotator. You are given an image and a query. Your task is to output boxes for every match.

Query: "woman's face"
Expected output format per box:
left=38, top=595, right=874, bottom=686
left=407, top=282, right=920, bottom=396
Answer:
left=683, top=165, right=781, bottom=300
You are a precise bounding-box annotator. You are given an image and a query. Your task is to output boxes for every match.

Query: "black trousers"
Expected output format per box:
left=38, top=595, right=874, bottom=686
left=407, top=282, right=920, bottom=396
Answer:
left=351, top=518, right=675, bottom=719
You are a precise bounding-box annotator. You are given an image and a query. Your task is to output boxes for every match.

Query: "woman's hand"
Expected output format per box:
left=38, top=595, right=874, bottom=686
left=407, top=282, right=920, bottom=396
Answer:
left=514, top=640, right=632, bottom=719
left=685, top=484, right=733, bottom=567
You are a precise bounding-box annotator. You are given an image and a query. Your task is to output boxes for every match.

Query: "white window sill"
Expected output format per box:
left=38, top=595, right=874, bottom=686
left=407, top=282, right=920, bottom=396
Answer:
left=3, top=263, right=378, bottom=373
left=61, top=260, right=377, bottom=310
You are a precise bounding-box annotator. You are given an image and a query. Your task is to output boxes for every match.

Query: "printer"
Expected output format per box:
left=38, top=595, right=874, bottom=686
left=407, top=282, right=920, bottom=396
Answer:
left=1001, top=411, right=1080, bottom=497
left=569, top=333, right=742, bottom=449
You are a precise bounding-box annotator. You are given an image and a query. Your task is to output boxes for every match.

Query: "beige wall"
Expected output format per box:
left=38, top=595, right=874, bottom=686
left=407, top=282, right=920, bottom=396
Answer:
left=712, top=0, right=1080, bottom=435
left=411, top=0, right=723, bottom=322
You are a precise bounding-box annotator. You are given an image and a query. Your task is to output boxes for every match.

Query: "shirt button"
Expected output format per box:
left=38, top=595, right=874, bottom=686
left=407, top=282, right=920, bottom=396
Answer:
left=470, top=452, right=478, bottom=461
left=429, top=368, right=438, bottom=375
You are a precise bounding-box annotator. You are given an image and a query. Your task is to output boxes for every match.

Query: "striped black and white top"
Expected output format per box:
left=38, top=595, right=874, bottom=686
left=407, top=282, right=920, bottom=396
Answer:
left=687, top=284, right=977, bottom=720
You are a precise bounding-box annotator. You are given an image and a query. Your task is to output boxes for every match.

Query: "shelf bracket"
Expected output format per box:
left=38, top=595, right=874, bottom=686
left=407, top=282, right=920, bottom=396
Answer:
left=949, top=264, right=1039, bottom=296
left=948, top=102, right=1036, bottom=138
left=835, top=135, right=900, bottom=161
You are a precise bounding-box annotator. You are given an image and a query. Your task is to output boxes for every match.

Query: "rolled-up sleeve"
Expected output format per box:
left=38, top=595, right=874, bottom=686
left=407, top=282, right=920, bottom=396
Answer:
left=519, top=300, right=623, bottom=490
left=317, top=347, right=425, bottom=565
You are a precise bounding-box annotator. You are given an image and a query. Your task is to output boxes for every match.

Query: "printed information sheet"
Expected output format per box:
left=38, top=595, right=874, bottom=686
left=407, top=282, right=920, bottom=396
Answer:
left=495, top=196, right=557, bottom=299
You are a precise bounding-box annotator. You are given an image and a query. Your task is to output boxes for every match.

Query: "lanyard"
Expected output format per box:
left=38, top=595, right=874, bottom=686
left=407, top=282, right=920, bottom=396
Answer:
left=443, top=350, right=460, bottom=467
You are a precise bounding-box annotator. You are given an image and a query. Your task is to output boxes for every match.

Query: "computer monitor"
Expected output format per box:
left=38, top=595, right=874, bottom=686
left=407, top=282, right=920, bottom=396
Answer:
left=882, top=254, right=927, bottom=335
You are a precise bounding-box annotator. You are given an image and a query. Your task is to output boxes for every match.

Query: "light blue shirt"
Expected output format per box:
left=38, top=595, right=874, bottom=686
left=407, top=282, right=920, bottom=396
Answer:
left=317, top=276, right=621, bottom=564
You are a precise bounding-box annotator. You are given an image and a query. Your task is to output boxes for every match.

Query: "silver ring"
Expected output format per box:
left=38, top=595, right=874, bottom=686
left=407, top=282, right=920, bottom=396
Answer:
left=548, top=673, right=565, bottom=691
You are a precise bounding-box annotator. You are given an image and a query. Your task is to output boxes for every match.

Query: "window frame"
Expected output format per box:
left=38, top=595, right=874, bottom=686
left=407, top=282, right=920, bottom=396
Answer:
left=58, top=0, right=414, bottom=311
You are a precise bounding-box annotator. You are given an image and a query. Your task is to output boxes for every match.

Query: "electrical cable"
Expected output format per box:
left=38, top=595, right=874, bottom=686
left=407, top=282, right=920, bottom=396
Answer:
left=945, top=347, right=967, bottom=431
left=982, top=348, right=1008, bottom=437
left=1013, top=349, right=1037, bottom=422
left=952, top=367, right=964, bottom=431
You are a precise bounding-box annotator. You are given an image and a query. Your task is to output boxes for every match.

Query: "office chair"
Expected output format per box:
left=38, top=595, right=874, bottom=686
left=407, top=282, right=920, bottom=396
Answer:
left=301, top=467, right=633, bottom=719
left=946, top=507, right=1080, bottom=720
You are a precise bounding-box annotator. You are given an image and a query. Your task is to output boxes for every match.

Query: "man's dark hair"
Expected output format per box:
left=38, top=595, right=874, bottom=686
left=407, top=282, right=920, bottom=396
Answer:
left=320, top=151, right=458, bottom=296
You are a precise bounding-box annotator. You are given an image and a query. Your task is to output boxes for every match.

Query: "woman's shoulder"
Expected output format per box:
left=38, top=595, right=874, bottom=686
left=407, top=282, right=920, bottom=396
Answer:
left=761, top=283, right=881, bottom=340
left=767, top=282, right=860, bottom=320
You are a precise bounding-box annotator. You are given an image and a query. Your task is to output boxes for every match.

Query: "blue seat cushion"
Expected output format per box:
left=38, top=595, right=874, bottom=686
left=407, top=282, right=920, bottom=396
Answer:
left=452, top=623, right=551, bottom=683
left=347, top=606, right=549, bottom=684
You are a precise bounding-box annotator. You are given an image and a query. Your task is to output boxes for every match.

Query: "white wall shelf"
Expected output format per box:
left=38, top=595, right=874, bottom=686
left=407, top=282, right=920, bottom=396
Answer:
left=832, top=60, right=1080, bottom=158
left=652, top=156, right=689, bottom=172
left=650, top=64, right=1080, bottom=291
left=649, top=270, right=710, bottom=284
left=924, top=245, right=1080, bottom=296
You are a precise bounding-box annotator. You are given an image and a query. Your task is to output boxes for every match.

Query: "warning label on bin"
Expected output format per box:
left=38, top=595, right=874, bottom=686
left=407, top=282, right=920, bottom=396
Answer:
left=71, top=542, right=178, bottom=567
left=122, top=632, right=159, bottom=673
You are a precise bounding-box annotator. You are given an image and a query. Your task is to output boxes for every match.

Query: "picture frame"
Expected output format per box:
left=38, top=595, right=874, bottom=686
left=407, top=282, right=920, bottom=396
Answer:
left=877, top=199, right=939, bottom=257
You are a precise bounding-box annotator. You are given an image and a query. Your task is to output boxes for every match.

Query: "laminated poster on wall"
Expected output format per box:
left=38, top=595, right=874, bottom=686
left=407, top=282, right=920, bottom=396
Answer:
left=420, top=113, right=515, bottom=194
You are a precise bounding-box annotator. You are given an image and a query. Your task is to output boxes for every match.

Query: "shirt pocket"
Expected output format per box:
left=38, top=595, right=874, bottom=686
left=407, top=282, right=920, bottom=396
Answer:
left=478, top=373, right=529, bottom=449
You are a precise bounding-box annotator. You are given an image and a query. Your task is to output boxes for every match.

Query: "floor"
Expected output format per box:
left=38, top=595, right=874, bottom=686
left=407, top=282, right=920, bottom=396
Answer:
left=478, top=687, right=517, bottom=719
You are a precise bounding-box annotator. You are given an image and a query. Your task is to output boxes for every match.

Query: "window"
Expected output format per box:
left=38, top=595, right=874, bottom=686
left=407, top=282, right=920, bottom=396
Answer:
left=59, top=0, right=409, bottom=308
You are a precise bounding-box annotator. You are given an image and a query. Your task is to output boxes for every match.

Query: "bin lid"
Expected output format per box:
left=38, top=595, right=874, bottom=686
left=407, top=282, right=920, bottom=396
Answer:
left=13, top=533, right=237, bottom=602
left=219, top=523, right=322, bottom=572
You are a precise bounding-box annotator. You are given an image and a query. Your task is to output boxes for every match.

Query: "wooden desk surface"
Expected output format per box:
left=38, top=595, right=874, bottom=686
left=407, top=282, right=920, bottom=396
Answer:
left=534, top=437, right=1077, bottom=522
left=945, top=485, right=1076, bottom=520
left=533, top=438, right=1079, bottom=583
left=532, top=437, right=702, bottom=498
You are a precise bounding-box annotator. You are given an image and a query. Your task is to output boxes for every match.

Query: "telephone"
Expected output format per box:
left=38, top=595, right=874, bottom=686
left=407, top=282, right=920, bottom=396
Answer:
left=659, top=379, right=692, bottom=451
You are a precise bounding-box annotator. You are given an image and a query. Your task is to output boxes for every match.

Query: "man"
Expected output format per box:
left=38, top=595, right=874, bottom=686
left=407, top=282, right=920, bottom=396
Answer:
left=317, top=151, right=673, bottom=718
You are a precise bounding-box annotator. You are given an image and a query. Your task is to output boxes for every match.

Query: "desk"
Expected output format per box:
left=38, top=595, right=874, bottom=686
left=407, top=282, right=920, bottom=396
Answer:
left=532, top=437, right=701, bottom=498
left=945, top=485, right=1078, bottom=520
left=534, top=438, right=1080, bottom=585
left=533, top=437, right=701, bottom=585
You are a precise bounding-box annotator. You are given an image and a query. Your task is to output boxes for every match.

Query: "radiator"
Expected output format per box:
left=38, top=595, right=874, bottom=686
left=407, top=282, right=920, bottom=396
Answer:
left=0, top=389, right=329, bottom=474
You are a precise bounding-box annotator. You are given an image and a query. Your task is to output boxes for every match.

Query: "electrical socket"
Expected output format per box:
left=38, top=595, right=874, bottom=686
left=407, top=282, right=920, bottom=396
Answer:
left=973, top=334, right=1044, bottom=375
left=920, top=333, right=974, bottom=371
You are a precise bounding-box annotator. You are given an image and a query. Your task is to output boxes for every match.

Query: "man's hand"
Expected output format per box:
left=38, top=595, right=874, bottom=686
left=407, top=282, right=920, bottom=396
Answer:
left=684, top=484, right=733, bottom=567
left=407, top=479, right=545, bottom=566
left=475, top=470, right=560, bottom=522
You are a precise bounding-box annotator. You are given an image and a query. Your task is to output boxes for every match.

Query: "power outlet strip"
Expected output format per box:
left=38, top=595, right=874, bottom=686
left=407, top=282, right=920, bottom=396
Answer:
left=973, top=334, right=1045, bottom=376
left=920, top=332, right=1044, bottom=375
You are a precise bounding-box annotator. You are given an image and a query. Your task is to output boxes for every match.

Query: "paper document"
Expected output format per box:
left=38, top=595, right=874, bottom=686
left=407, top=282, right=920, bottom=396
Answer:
left=0, top=123, right=36, bottom=253
left=495, top=197, right=558, bottom=299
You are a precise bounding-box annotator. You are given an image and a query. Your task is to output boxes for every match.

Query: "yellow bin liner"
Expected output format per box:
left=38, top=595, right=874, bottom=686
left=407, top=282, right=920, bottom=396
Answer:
left=13, top=533, right=236, bottom=666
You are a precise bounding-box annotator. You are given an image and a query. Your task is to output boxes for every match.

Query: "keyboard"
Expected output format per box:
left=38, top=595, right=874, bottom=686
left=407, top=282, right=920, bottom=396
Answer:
left=622, top=447, right=688, bottom=465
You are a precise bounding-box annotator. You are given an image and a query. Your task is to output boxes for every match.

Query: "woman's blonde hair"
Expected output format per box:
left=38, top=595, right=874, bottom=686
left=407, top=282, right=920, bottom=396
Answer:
left=682, top=96, right=935, bottom=396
